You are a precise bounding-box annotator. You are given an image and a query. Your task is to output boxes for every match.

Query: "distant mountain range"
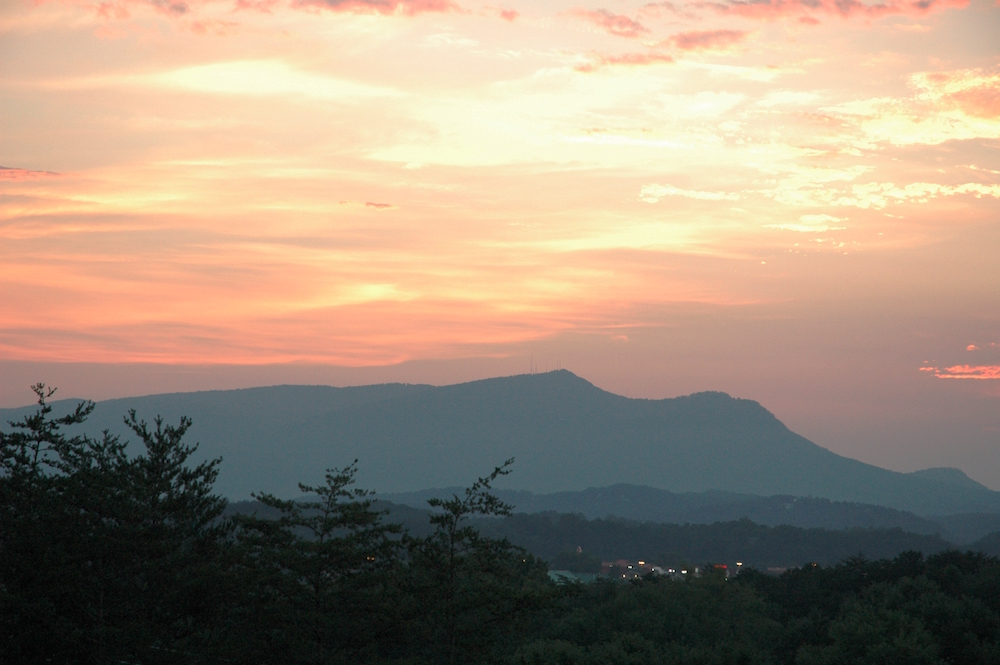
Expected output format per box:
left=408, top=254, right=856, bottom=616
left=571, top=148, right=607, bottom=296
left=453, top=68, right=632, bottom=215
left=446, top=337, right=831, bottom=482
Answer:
left=380, top=485, right=1000, bottom=544
left=2, top=370, right=998, bottom=517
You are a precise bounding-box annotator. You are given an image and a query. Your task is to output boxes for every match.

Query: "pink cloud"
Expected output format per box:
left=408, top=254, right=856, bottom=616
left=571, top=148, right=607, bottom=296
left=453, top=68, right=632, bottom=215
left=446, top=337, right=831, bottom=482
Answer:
left=95, top=2, right=132, bottom=19
left=702, top=0, right=968, bottom=22
left=915, top=69, right=1000, bottom=119
left=0, top=167, right=61, bottom=181
left=498, top=6, right=518, bottom=20
left=80, top=0, right=458, bottom=21
left=951, top=88, right=1000, bottom=118
left=575, top=50, right=674, bottom=72
left=108, top=0, right=189, bottom=16
left=234, top=0, right=281, bottom=11
left=923, top=364, right=1000, bottom=379
left=569, top=8, right=649, bottom=38
left=365, top=201, right=394, bottom=208
left=667, top=28, right=747, bottom=51
left=639, top=1, right=700, bottom=18
left=946, top=84, right=1000, bottom=119
left=293, top=0, right=458, bottom=14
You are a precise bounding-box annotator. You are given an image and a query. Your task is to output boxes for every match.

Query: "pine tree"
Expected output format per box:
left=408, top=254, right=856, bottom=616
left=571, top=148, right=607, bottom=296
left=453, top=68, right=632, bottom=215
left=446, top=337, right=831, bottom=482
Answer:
left=233, top=462, right=403, bottom=664
left=405, top=459, right=550, bottom=665
left=0, top=385, right=233, bottom=664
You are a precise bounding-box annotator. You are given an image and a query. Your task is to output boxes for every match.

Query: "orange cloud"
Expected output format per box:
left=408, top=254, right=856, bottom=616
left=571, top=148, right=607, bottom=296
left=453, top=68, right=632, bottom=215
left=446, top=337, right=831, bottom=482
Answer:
left=923, top=365, right=1000, bottom=379
left=365, top=201, right=394, bottom=208
left=92, top=0, right=188, bottom=16
left=702, top=0, right=967, bottom=21
left=667, top=28, right=747, bottom=51
left=293, top=0, right=458, bottom=15
left=80, top=0, right=458, bottom=21
left=575, top=51, right=674, bottom=71
left=0, top=167, right=61, bottom=181
left=569, top=8, right=649, bottom=38
left=915, top=69, right=1000, bottom=119
left=234, top=0, right=281, bottom=10
left=639, top=1, right=699, bottom=18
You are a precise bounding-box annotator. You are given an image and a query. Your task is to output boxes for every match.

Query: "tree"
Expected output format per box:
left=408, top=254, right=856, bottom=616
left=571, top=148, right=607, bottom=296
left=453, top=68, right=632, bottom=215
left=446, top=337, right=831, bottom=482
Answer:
left=405, top=458, right=551, bottom=665
left=233, top=462, right=403, bottom=664
left=0, top=384, right=106, bottom=662
left=0, top=385, right=233, bottom=664
left=114, top=410, right=234, bottom=663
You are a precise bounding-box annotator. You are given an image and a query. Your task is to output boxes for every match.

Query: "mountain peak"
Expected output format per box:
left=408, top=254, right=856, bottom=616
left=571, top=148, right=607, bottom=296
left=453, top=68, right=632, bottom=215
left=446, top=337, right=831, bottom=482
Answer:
left=907, top=467, right=990, bottom=493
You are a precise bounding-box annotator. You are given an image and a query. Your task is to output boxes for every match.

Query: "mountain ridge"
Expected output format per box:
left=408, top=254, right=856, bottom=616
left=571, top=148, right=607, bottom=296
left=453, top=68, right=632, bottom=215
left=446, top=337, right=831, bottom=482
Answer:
left=1, top=370, right=996, bottom=516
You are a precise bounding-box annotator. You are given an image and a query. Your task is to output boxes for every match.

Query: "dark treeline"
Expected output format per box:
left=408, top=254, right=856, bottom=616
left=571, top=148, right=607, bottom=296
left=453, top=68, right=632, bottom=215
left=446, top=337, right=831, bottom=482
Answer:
left=4, top=387, right=1000, bottom=664
left=229, top=502, right=957, bottom=570
left=474, top=512, right=955, bottom=570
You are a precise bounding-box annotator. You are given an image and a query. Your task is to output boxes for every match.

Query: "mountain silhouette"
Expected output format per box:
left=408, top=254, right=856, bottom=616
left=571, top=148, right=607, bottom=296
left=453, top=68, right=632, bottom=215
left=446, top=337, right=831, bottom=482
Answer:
left=2, top=370, right=996, bottom=515
left=379, top=485, right=950, bottom=538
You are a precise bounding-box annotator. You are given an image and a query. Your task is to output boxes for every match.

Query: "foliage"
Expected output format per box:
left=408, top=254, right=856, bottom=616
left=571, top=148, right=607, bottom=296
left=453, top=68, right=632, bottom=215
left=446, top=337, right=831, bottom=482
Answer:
left=549, top=550, right=604, bottom=574
left=403, top=458, right=552, bottom=665
left=0, top=385, right=231, bottom=664
left=231, top=462, right=403, bottom=664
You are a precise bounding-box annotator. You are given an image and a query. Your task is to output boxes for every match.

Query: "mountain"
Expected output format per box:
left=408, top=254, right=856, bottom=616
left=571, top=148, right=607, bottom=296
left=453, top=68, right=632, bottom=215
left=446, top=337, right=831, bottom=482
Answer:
left=907, top=467, right=992, bottom=492
left=380, top=485, right=948, bottom=537
left=2, top=370, right=998, bottom=515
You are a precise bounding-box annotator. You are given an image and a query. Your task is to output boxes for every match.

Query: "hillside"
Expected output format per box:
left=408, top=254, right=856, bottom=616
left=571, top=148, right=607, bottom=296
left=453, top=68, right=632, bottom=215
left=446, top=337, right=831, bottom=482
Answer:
left=474, top=512, right=954, bottom=570
left=2, top=370, right=997, bottom=515
left=381, top=485, right=949, bottom=537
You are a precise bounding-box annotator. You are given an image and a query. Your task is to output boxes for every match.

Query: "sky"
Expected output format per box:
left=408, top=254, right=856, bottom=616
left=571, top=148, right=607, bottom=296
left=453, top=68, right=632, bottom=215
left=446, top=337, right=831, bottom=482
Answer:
left=1, top=0, right=999, bottom=486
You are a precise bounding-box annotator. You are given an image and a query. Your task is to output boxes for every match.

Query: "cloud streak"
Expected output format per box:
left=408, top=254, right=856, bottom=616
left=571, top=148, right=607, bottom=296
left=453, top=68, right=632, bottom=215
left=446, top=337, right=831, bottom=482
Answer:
left=640, top=184, right=739, bottom=202
left=292, top=0, right=458, bottom=15
left=922, top=365, right=1000, bottom=380
left=78, top=0, right=459, bottom=22
left=569, top=8, right=649, bottom=37
left=913, top=69, right=1000, bottom=119
left=575, top=51, right=674, bottom=71
left=666, top=29, right=747, bottom=51
left=0, top=167, right=62, bottom=181
left=702, top=0, right=967, bottom=21
left=764, top=214, right=845, bottom=232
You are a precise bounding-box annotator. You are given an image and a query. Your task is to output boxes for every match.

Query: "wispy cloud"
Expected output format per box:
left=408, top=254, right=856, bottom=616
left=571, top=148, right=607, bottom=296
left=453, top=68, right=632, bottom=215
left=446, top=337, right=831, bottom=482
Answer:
left=76, top=0, right=458, bottom=22
left=640, top=184, right=739, bottom=202
left=575, top=51, right=674, bottom=72
left=764, top=214, right=845, bottom=232
left=765, top=175, right=1000, bottom=210
left=701, top=0, right=968, bottom=21
left=495, top=6, right=518, bottom=21
left=912, top=69, right=1000, bottom=119
left=666, top=29, right=747, bottom=51
left=152, top=61, right=402, bottom=100
left=922, top=365, right=1000, bottom=380
left=0, top=167, right=62, bottom=181
left=569, top=8, right=649, bottom=38
left=293, top=0, right=459, bottom=15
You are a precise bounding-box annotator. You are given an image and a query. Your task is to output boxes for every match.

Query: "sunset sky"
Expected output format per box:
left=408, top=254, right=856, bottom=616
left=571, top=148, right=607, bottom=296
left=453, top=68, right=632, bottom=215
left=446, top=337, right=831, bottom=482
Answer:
left=2, top=0, right=999, bottom=485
